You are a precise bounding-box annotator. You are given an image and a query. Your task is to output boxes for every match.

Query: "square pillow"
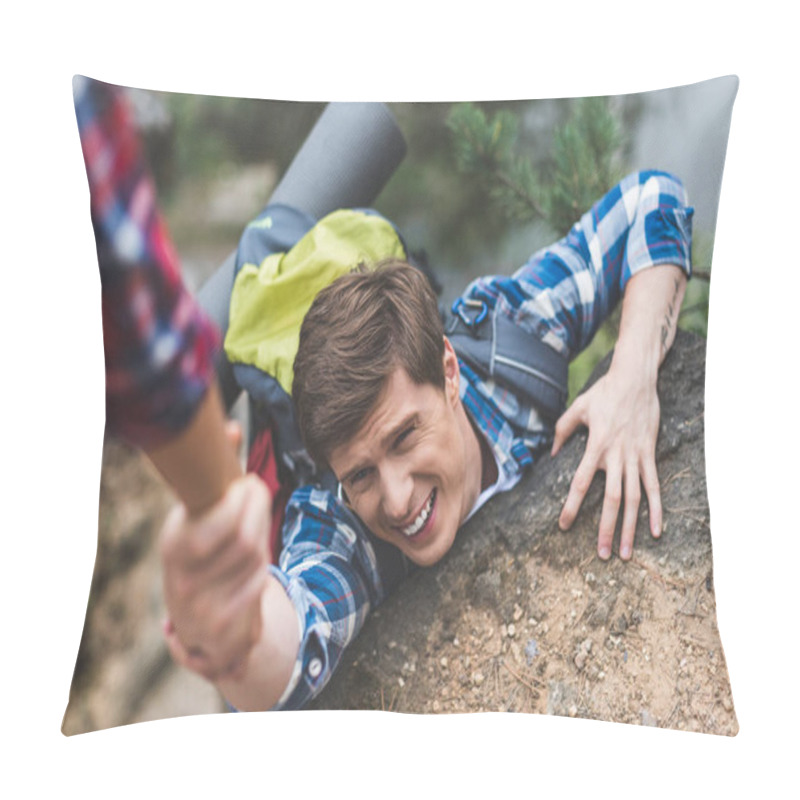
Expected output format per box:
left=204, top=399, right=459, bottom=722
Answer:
left=63, top=75, right=738, bottom=735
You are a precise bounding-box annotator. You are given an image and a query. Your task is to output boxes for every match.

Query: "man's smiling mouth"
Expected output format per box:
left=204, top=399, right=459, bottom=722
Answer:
left=400, top=488, right=437, bottom=538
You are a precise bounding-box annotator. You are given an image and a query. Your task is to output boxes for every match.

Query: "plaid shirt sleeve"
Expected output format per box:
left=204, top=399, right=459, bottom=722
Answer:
left=73, top=76, right=220, bottom=449
left=264, top=485, right=386, bottom=711
left=462, top=170, right=694, bottom=360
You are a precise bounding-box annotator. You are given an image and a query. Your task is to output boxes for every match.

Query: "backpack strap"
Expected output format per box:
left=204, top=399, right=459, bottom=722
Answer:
left=446, top=298, right=569, bottom=424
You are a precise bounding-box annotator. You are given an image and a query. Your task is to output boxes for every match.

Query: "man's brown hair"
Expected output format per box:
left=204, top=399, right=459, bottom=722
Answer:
left=292, top=259, right=445, bottom=468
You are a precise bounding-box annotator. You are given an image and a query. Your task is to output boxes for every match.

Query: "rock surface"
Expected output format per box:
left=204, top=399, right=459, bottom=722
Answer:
left=308, top=330, right=737, bottom=734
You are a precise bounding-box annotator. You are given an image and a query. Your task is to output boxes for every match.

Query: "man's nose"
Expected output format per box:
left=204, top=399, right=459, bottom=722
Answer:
left=380, top=461, right=413, bottom=522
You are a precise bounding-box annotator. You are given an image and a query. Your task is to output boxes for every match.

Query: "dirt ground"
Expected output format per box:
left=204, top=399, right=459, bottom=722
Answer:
left=319, top=525, right=737, bottom=734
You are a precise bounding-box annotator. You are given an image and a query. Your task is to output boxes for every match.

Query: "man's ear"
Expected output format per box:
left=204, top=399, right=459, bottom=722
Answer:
left=442, top=336, right=460, bottom=406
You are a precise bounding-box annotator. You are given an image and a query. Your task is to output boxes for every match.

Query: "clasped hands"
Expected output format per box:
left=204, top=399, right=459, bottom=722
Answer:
left=160, top=422, right=273, bottom=684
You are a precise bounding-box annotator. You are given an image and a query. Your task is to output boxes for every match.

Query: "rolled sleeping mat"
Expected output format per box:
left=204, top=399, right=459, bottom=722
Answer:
left=198, top=101, right=407, bottom=410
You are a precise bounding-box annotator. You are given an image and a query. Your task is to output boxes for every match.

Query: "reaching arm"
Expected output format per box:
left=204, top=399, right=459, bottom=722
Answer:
left=551, top=264, right=687, bottom=559
left=160, top=476, right=382, bottom=711
left=462, top=170, right=693, bottom=559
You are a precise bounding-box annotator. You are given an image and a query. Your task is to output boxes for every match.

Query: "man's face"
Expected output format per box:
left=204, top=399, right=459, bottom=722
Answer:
left=328, top=339, right=482, bottom=567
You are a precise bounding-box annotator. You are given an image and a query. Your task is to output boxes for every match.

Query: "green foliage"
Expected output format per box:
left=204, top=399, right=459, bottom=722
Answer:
left=547, top=97, right=625, bottom=235
left=447, top=97, right=624, bottom=236
left=567, top=314, right=619, bottom=403
left=446, top=103, right=547, bottom=224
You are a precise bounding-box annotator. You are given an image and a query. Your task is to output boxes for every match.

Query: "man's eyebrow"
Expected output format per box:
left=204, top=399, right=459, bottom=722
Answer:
left=340, top=413, right=420, bottom=484
left=381, top=413, right=419, bottom=450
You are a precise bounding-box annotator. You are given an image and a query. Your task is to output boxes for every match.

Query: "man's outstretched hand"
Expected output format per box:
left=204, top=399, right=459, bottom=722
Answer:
left=550, top=361, right=662, bottom=561
left=549, top=264, right=686, bottom=561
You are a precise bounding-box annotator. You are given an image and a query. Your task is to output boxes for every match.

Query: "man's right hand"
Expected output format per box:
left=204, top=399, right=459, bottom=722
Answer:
left=159, top=471, right=273, bottom=683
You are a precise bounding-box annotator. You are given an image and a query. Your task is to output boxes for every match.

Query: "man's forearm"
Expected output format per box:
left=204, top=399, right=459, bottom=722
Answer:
left=147, top=381, right=243, bottom=518
left=214, top=573, right=301, bottom=712
left=610, top=264, right=687, bottom=384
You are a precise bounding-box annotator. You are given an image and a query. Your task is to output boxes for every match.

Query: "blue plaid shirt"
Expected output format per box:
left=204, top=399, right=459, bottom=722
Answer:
left=264, top=170, right=693, bottom=710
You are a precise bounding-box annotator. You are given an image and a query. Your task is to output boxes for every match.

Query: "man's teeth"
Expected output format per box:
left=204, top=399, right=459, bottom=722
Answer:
left=401, top=490, right=436, bottom=537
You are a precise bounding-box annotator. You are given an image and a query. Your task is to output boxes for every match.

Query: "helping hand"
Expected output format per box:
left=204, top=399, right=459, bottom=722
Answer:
left=550, top=363, right=662, bottom=561
left=160, top=424, right=273, bottom=682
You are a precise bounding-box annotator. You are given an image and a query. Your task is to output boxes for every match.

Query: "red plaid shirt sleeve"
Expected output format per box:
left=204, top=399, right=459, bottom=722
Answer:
left=74, top=76, right=220, bottom=448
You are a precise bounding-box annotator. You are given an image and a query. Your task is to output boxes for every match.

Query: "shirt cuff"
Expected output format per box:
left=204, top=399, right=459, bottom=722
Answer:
left=265, top=565, right=332, bottom=711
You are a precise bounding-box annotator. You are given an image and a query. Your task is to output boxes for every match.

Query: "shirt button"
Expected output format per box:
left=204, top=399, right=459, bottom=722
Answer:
left=308, top=657, right=323, bottom=679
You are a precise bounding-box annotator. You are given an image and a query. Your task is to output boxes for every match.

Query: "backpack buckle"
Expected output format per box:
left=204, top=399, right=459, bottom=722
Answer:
left=451, top=297, right=488, bottom=329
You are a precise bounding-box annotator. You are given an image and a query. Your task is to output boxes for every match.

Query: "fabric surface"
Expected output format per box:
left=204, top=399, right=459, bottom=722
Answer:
left=73, top=76, right=219, bottom=449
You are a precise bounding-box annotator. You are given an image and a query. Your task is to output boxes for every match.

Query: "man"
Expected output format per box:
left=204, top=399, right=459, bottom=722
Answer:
left=160, top=169, right=693, bottom=712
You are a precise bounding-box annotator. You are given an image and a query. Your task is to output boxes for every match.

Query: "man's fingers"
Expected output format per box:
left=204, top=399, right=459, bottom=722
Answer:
left=551, top=398, right=585, bottom=456
left=641, top=456, right=662, bottom=538
left=225, top=420, right=243, bottom=452
left=164, top=624, right=217, bottom=680
left=596, top=462, right=622, bottom=560
left=181, top=565, right=267, bottom=681
left=559, top=445, right=599, bottom=531
left=162, top=478, right=260, bottom=574
left=619, top=465, right=642, bottom=560
left=239, top=474, right=273, bottom=564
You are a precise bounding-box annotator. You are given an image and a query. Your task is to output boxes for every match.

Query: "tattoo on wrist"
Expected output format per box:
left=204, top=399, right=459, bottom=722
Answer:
left=660, top=277, right=682, bottom=355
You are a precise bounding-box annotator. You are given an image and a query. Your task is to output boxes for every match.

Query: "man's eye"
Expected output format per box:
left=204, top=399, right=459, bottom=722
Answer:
left=349, top=467, right=371, bottom=487
left=395, top=425, right=416, bottom=447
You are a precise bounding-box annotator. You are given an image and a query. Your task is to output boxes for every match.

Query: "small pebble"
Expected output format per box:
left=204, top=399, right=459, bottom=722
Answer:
left=472, top=671, right=485, bottom=686
left=513, top=604, right=524, bottom=622
left=525, top=639, right=539, bottom=663
left=568, top=705, right=578, bottom=718
left=440, top=657, right=448, bottom=669
left=398, top=677, right=405, bottom=687
left=432, top=700, right=441, bottom=712
left=507, top=623, right=516, bottom=638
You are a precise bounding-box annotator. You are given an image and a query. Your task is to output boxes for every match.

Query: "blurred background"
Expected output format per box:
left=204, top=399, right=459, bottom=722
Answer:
left=62, top=77, right=736, bottom=734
